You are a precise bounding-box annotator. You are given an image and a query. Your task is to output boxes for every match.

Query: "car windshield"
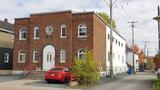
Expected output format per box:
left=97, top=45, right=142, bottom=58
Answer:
left=51, top=68, right=63, bottom=72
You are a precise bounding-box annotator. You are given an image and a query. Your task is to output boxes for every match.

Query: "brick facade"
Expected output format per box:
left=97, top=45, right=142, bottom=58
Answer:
left=13, top=11, right=106, bottom=71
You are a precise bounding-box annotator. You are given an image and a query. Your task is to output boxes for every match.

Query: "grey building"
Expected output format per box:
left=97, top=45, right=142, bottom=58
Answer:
left=0, top=19, right=14, bottom=70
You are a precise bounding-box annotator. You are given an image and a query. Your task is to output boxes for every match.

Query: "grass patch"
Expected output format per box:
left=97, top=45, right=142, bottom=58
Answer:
left=153, top=80, right=160, bottom=90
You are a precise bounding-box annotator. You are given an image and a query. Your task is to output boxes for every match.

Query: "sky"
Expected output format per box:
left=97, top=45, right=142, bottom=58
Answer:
left=0, top=0, right=159, bottom=56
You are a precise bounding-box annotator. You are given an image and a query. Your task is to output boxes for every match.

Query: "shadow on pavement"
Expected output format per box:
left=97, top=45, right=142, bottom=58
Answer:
left=24, top=80, right=71, bottom=89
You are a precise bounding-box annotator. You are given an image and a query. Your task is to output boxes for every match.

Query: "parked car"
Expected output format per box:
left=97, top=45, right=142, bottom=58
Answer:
left=45, top=67, right=76, bottom=83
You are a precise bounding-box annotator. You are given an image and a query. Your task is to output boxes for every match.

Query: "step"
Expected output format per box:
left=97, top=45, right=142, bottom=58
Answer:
left=20, top=71, right=46, bottom=80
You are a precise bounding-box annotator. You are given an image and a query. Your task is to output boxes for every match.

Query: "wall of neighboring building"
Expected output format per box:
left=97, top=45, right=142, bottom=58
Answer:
left=106, top=26, right=127, bottom=75
left=0, top=22, right=14, bottom=70
left=0, top=31, right=14, bottom=48
left=0, top=47, right=13, bottom=70
left=126, top=51, right=132, bottom=66
left=126, top=50, right=139, bottom=70
left=134, top=54, right=139, bottom=70
left=93, top=14, right=106, bottom=74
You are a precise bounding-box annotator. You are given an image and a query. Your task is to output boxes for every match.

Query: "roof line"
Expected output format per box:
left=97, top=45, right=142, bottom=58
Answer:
left=94, top=13, right=126, bottom=41
left=0, top=28, right=14, bottom=33
left=31, top=10, right=72, bottom=16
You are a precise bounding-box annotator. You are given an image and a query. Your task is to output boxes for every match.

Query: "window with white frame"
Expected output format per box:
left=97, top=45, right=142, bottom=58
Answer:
left=78, top=49, right=86, bottom=60
left=4, top=53, right=9, bottom=63
left=18, top=50, right=26, bottom=63
left=78, top=24, right=87, bottom=37
left=60, top=49, right=66, bottom=63
left=19, top=28, right=27, bottom=40
left=60, top=24, right=67, bottom=38
left=34, top=26, right=40, bottom=39
left=33, top=49, right=38, bottom=62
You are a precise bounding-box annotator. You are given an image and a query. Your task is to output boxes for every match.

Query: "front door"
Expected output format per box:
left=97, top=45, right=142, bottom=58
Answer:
left=43, top=45, right=55, bottom=70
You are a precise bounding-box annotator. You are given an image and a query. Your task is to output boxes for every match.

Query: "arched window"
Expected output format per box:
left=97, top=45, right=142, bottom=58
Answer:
left=78, top=49, right=86, bottom=60
left=46, top=25, right=53, bottom=36
left=18, top=50, right=26, bottom=63
left=60, top=24, right=66, bottom=38
left=78, top=24, right=87, bottom=37
left=33, top=49, right=38, bottom=62
left=19, top=27, right=27, bottom=40
left=34, top=26, right=40, bottom=39
left=60, top=49, right=66, bottom=63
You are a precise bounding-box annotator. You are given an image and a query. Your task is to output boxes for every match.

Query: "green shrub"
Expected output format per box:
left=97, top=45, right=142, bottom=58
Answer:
left=153, top=80, right=160, bottom=90
left=71, top=50, right=100, bottom=85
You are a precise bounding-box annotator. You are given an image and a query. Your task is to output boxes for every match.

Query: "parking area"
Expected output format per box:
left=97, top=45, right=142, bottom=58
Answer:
left=0, top=75, right=79, bottom=90
left=24, top=80, right=70, bottom=88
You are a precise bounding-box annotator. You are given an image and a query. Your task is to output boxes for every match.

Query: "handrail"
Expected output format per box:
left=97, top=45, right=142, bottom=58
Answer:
left=19, top=64, right=35, bottom=79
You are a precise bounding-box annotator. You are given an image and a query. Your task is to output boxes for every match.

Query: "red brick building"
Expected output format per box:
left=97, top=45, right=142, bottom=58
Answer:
left=13, top=10, right=106, bottom=71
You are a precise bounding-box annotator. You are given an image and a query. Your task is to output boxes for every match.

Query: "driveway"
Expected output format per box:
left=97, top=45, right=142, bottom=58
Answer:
left=86, top=71, right=156, bottom=90
left=0, top=75, right=81, bottom=90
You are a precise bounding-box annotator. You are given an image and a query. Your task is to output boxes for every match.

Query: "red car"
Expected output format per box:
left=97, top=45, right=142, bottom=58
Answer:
left=45, top=67, right=76, bottom=83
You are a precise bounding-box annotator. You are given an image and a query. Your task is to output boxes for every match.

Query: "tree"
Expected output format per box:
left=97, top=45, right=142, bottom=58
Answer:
left=138, top=50, right=145, bottom=65
left=155, top=52, right=160, bottom=58
left=98, top=12, right=116, bottom=29
left=133, top=44, right=139, bottom=54
left=71, top=50, right=100, bottom=85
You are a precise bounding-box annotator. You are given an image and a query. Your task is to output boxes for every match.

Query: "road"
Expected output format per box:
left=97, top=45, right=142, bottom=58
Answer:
left=86, top=71, right=156, bottom=90
left=0, top=71, right=156, bottom=90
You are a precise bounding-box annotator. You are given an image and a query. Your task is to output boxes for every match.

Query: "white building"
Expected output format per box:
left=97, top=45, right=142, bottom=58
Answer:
left=106, top=26, right=127, bottom=75
left=126, top=47, right=139, bottom=71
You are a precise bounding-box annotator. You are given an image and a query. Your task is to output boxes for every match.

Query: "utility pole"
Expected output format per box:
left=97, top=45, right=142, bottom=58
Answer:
left=153, top=6, right=160, bottom=52
left=109, top=0, right=113, bottom=77
left=103, top=0, right=118, bottom=77
left=142, top=41, right=149, bottom=55
left=158, top=6, right=160, bottom=52
left=128, top=21, right=138, bottom=73
left=142, top=41, right=149, bottom=70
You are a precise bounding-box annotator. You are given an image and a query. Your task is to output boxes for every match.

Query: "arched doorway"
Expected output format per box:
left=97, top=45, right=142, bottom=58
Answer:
left=43, top=45, right=55, bottom=70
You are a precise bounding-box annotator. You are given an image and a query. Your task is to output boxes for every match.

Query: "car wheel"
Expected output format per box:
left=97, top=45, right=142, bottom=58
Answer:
left=46, top=80, right=52, bottom=83
left=64, top=77, right=69, bottom=83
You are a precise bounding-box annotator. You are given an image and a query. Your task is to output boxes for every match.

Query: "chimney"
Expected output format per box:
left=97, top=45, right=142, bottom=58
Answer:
left=4, top=18, right=8, bottom=23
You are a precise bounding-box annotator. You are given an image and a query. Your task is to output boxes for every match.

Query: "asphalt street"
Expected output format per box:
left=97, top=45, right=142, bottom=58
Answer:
left=0, top=71, right=156, bottom=90
left=86, top=71, right=156, bottom=90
